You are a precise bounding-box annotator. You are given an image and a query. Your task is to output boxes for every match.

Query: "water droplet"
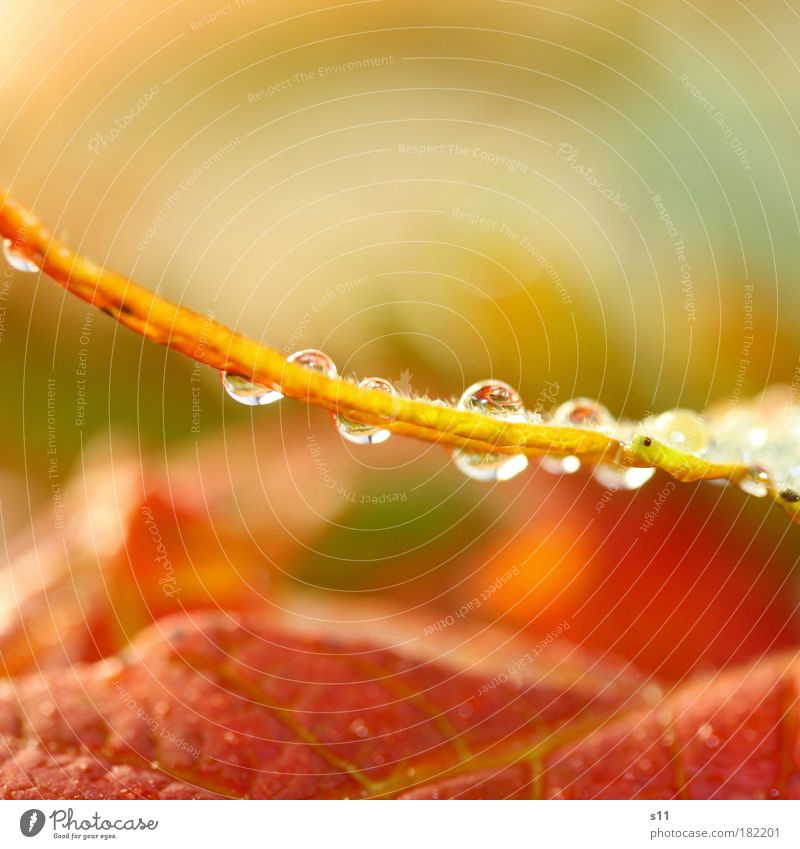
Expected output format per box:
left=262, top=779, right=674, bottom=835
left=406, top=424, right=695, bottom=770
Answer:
left=2, top=238, right=40, bottom=272
left=220, top=372, right=282, bottom=406
left=221, top=348, right=337, bottom=407
left=349, top=718, right=370, bottom=739
left=540, top=455, right=581, bottom=475
left=453, top=380, right=529, bottom=482
left=644, top=408, right=708, bottom=454
left=593, top=463, right=655, bottom=490
left=335, top=376, right=395, bottom=445
left=287, top=347, right=338, bottom=379
left=739, top=466, right=770, bottom=498
left=552, top=397, right=615, bottom=430
left=459, top=379, right=526, bottom=417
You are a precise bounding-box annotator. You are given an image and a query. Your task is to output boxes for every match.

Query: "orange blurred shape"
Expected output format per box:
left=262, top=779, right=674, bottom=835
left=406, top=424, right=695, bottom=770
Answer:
left=463, top=467, right=800, bottom=681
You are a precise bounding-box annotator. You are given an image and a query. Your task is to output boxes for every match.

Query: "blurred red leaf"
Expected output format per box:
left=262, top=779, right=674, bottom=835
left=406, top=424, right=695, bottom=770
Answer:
left=0, top=425, right=355, bottom=677
left=458, top=468, right=800, bottom=681
left=0, top=607, right=797, bottom=799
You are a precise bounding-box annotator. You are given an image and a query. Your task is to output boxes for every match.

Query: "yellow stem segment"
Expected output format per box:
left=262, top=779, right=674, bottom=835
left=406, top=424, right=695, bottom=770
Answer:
left=1, top=189, right=798, bottom=522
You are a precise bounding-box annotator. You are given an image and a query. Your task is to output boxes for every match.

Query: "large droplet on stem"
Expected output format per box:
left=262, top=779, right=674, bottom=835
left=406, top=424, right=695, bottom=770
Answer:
left=541, top=397, right=616, bottom=476
left=452, top=380, right=529, bottom=482
left=552, top=397, right=616, bottom=430
left=221, top=348, right=337, bottom=407
left=643, top=408, right=709, bottom=454
left=220, top=372, right=280, bottom=406
left=335, top=377, right=396, bottom=445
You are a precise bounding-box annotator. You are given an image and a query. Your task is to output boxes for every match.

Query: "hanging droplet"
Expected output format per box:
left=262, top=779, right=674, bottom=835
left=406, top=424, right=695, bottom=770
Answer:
left=452, top=380, right=529, bottom=482
left=552, top=397, right=616, bottom=430
left=738, top=466, right=770, bottom=498
left=540, top=455, right=581, bottom=475
left=643, top=408, right=709, bottom=454
left=2, top=238, right=40, bottom=273
left=221, top=348, right=337, bottom=407
left=593, top=463, right=656, bottom=491
left=335, top=377, right=396, bottom=445
left=220, top=372, right=281, bottom=406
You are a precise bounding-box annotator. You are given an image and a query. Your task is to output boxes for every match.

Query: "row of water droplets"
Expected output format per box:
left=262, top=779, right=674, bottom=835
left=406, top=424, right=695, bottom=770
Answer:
left=6, top=242, right=796, bottom=500
left=220, top=345, right=800, bottom=500
left=703, top=387, right=800, bottom=502
left=217, top=343, right=709, bottom=489
left=221, top=349, right=396, bottom=446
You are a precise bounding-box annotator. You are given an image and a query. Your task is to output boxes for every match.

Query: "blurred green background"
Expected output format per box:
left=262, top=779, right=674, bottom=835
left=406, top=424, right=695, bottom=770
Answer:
left=0, top=0, right=798, bottom=550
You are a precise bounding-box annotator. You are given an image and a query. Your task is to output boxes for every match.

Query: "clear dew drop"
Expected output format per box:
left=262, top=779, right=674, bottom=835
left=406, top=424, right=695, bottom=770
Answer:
left=540, top=455, right=581, bottom=475
left=593, top=463, right=656, bottom=491
left=335, top=376, right=396, bottom=445
left=287, top=347, right=338, bottom=379
left=552, top=397, right=616, bottom=430
left=452, top=380, right=529, bottom=482
left=738, top=466, right=770, bottom=498
left=2, top=238, right=40, bottom=272
left=459, top=379, right=527, bottom=418
left=643, top=408, right=709, bottom=454
left=221, top=348, right=337, bottom=407
left=220, top=372, right=281, bottom=406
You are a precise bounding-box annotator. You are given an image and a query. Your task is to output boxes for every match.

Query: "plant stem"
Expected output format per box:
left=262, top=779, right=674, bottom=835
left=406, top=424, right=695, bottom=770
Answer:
left=4, top=187, right=798, bottom=524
